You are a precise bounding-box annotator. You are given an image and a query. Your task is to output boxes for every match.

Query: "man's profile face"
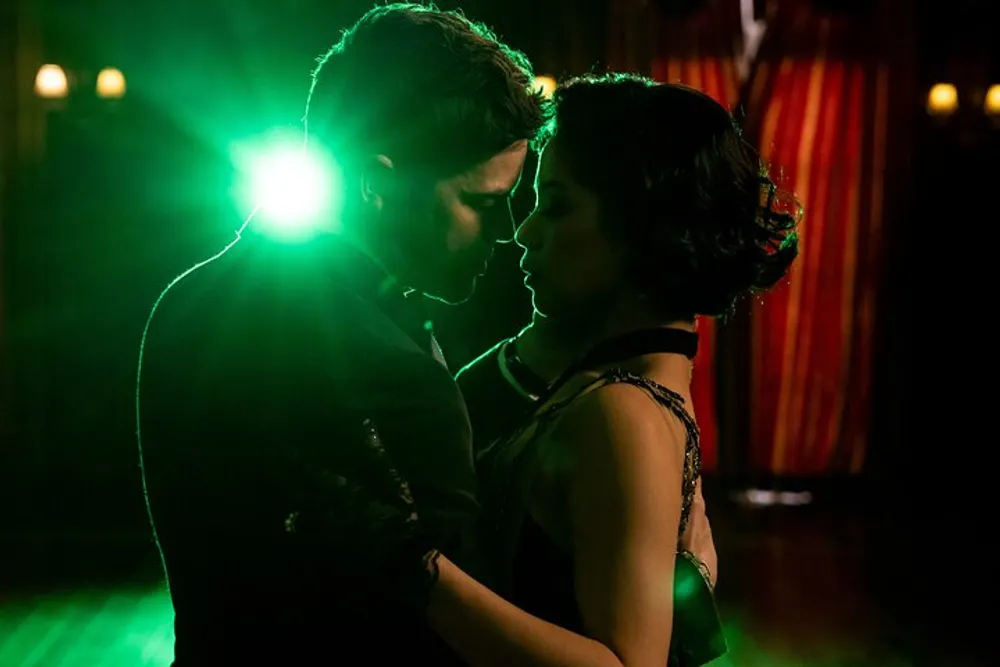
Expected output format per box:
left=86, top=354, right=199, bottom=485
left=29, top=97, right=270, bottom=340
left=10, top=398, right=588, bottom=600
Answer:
left=390, top=140, right=528, bottom=304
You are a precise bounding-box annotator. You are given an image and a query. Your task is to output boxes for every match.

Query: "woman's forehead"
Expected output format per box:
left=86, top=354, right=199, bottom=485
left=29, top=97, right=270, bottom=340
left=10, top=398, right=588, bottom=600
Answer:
left=535, top=141, right=571, bottom=186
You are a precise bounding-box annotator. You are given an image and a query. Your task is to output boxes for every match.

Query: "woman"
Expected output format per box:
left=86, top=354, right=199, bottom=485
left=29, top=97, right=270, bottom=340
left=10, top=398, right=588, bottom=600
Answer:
left=315, top=73, right=799, bottom=667
left=456, top=308, right=720, bottom=609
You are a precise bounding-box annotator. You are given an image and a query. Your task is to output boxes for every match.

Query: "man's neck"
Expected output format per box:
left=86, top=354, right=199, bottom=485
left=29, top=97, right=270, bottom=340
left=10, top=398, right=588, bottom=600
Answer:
left=341, top=233, right=393, bottom=279
left=341, top=232, right=424, bottom=300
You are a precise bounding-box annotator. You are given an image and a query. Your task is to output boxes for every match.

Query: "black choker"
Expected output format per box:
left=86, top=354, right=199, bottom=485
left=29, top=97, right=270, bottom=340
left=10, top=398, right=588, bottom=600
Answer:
left=542, top=328, right=699, bottom=402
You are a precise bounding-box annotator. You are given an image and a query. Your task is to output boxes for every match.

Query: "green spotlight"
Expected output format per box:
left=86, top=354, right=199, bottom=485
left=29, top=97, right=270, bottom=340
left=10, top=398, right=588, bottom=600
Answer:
left=233, top=131, right=341, bottom=242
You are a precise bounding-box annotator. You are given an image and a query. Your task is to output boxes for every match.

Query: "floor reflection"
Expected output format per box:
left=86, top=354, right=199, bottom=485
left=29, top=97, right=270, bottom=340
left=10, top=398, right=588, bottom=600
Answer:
left=0, top=484, right=988, bottom=666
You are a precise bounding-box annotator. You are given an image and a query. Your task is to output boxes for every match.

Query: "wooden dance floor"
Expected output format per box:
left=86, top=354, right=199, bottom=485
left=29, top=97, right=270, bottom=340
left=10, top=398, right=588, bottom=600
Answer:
left=0, top=486, right=986, bottom=667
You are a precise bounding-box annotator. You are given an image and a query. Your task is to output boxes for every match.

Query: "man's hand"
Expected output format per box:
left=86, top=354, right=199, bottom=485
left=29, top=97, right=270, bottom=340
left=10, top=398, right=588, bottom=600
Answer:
left=284, top=418, right=441, bottom=611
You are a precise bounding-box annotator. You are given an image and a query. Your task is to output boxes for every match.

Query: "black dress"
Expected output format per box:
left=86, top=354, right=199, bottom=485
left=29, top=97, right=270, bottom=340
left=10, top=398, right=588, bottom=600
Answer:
left=476, top=367, right=727, bottom=667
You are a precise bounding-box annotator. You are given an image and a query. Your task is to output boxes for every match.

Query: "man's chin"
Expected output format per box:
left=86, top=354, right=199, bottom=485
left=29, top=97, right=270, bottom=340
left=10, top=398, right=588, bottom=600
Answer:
left=423, top=275, right=478, bottom=306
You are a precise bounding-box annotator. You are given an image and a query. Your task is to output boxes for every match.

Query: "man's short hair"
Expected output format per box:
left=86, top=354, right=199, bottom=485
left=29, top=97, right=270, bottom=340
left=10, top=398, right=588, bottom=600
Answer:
left=306, top=3, right=549, bottom=177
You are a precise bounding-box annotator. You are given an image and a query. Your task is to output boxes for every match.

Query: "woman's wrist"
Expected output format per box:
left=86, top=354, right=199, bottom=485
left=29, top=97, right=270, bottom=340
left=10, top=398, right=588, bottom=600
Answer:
left=423, top=549, right=443, bottom=578
left=391, top=534, right=443, bottom=613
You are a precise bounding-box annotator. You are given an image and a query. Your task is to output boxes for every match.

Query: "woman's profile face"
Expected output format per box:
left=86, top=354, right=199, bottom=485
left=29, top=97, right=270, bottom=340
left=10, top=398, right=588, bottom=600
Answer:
left=515, top=139, right=627, bottom=321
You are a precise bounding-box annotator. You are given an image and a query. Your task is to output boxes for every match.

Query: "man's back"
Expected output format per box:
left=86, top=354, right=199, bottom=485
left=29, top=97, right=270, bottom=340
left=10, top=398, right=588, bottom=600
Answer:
left=138, top=233, right=478, bottom=664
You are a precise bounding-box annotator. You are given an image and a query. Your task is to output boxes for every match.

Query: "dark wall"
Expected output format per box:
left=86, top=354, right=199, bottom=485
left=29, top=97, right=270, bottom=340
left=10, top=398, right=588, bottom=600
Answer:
left=864, top=4, right=997, bottom=662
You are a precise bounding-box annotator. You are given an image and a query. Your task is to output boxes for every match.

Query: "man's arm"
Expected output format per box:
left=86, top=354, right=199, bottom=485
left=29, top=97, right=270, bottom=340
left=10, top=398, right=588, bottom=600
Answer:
left=339, top=328, right=482, bottom=574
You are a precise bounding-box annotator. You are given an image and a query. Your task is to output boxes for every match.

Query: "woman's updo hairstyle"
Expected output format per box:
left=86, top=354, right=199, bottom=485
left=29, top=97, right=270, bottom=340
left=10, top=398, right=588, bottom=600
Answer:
left=538, top=72, right=801, bottom=319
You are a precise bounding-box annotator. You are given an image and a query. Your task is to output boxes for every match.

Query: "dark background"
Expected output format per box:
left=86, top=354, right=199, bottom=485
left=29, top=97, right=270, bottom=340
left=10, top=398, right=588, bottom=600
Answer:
left=2, top=0, right=997, bottom=664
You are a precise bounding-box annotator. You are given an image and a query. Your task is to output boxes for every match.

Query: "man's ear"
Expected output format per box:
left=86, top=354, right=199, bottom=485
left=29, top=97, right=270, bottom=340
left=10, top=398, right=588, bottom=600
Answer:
left=360, top=154, right=395, bottom=212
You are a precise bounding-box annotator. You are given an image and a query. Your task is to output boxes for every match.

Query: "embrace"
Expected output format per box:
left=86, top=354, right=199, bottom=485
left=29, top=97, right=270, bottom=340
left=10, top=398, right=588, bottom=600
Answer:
left=137, top=4, right=799, bottom=666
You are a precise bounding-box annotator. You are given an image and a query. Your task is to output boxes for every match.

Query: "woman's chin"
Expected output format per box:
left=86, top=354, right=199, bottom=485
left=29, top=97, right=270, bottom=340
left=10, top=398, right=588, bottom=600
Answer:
left=529, top=291, right=556, bottom=319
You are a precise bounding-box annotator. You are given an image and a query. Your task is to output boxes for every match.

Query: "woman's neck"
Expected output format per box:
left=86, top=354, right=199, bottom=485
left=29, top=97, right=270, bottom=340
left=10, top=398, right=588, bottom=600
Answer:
left=581, top=293, right=694, bottom=355
left=513, top=312, right=579, bottom=383
left=515, top=295, right=694, bottom=383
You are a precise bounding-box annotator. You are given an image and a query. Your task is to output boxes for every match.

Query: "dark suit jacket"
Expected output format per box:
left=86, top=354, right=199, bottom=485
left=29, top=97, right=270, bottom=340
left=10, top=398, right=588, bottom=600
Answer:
left=138, top=231, right=478, bottom=665
left=455, top=338, right=542, bottom=453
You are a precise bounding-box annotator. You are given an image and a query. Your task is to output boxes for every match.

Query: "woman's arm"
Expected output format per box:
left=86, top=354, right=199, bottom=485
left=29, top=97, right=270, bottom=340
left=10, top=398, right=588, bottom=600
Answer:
left=566, top=383, right=684, bottom=666
left=427, top=556, right=621, bottom=667
left=425, top=383, right=684, bottom=667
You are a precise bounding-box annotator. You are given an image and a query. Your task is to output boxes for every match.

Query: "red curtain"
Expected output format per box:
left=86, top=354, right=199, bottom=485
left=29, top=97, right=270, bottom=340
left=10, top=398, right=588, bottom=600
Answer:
left=607, top=0, right=744, bottom=473
left=742, top=3, right=895, bottom=475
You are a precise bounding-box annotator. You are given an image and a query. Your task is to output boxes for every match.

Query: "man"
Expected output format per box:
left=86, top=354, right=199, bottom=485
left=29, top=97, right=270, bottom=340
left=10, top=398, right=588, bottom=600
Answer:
left=137, top=4, right=546, bottom=664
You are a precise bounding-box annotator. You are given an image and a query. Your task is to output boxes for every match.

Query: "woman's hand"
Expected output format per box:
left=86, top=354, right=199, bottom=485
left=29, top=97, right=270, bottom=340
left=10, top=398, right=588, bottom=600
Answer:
left=679, top=478, right=717, bottom=588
